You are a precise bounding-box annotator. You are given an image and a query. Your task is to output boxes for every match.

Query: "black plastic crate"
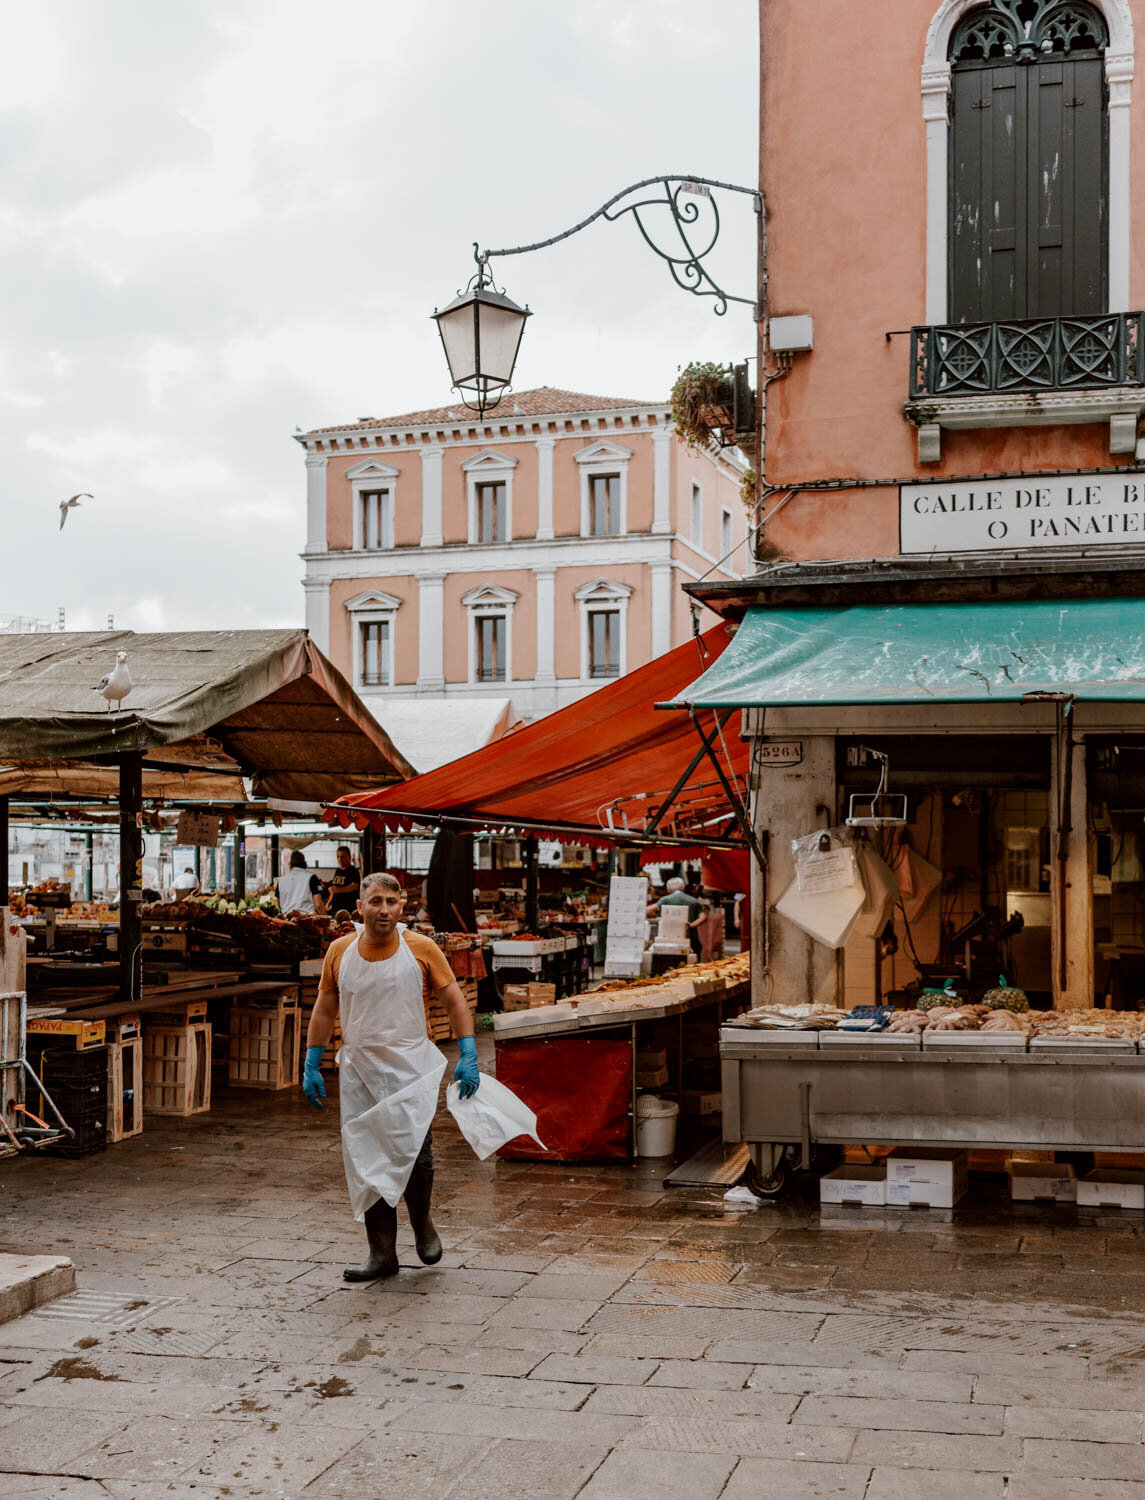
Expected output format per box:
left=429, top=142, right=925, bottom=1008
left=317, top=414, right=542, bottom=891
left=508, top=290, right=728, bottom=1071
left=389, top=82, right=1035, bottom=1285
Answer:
left=28, top=1042, right=108, bottom=1082
left=47, top=1112, right=108, bottom=1158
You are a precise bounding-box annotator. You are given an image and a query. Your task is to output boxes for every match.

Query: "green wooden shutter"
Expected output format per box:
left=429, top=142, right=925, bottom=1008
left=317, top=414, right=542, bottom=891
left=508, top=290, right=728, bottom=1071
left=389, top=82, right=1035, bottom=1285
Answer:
left=950, top=54, right=1106, bottom=323
left=950, top=64, right=1020, bottom=324
left=1027, top=55, right=1106, bottom=317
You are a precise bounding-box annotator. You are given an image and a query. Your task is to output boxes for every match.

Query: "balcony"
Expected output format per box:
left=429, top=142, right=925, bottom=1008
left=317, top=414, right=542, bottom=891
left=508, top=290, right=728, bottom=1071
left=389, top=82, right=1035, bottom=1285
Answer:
left=904, top=312, right=1145, bottom=464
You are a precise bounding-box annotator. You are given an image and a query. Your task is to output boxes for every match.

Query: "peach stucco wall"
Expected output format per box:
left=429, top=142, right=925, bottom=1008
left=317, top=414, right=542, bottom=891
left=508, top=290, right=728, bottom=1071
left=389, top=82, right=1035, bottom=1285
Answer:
left=327, top=574, right=420, bottom=687
left=761, top=0, right=1145, bottom=544
left=437, top=441, right=539, bottom=544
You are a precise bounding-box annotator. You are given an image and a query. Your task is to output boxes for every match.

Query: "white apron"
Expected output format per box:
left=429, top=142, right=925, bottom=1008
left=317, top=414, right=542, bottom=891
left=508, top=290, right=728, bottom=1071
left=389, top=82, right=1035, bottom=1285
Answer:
left=337, top=931, right=447, bottom=1218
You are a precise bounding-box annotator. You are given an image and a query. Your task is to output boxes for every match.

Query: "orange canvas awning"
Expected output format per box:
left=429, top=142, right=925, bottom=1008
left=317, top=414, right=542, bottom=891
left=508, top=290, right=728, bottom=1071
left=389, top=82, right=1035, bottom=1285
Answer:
left=325, top=625, right=749, bottom=848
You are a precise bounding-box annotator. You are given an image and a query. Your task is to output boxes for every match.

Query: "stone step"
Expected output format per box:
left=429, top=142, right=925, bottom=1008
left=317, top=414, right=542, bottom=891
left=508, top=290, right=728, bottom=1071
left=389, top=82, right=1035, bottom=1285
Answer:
left=0, top=1253, right=75, bottom=1325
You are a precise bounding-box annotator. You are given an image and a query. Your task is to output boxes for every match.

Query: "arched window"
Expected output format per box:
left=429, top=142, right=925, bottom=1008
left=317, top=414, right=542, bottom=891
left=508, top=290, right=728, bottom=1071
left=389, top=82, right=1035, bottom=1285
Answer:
left=948, top=1, right=1109, bottom=323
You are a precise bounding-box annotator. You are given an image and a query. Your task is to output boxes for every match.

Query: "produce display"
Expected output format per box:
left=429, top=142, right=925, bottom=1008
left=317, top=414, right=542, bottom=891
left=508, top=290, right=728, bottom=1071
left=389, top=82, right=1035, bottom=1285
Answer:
left=743, top=997, right=1145, bottom=1043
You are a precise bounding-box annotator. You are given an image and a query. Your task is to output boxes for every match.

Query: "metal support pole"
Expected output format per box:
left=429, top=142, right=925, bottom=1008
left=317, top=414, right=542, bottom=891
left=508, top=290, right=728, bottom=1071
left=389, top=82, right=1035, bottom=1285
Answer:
left=118, top=752, right=143, bottom=1006
left=269, top=832, right=280, bottom=882
left=0, top=795, right=8, bottom=908
left=524, top=833, right=539, bottom=931
left=234, top=826, right=246, bottom=901
left=193, top=844, right=201, bottom=884
left=83, top=830, right=93, bottom=901
left=631, top=1021, right=638, bottom=1160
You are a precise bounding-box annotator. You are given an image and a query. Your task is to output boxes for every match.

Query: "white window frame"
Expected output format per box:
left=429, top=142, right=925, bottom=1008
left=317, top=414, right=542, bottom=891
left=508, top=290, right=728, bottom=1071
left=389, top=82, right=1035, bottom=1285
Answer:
left=346, top=458, right=401, bottom=551
left=358, top=488, right=394, bottom=551
left=575, top=440, right=632, bottom=538
left=344, top=588, right=402, bottom=690
left=461, top=583, right=518, bottom=686
left=922, top=0, right=1134, bottom=322
left=720, top=508, right=734, bottom=563
left=462, top=450, right=517, bottom=545
left=574, top=578, right=632, bottom=683
left=690, top=480, right=703, bottom=546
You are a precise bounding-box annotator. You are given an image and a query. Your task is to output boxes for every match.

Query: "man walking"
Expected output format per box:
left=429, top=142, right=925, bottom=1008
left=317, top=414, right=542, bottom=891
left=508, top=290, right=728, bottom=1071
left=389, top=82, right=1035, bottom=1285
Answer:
left=302, top=872, right=479, bottom=1281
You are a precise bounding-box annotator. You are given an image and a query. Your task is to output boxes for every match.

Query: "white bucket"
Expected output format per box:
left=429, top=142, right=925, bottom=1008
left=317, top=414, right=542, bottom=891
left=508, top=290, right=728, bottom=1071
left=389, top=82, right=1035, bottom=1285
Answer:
left=635, top=1094, right=679, bottom=1158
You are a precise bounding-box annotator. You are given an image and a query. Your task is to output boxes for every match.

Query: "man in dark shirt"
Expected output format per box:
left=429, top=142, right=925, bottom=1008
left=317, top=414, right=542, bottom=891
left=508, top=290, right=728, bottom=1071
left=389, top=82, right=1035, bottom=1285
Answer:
left=326, top=846, right=362, bottom=917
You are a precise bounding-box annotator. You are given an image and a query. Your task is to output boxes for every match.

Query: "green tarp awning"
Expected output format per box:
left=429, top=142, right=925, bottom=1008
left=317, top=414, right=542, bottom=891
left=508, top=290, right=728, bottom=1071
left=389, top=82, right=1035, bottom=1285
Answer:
left=670, top=599, right=1145, bottom=707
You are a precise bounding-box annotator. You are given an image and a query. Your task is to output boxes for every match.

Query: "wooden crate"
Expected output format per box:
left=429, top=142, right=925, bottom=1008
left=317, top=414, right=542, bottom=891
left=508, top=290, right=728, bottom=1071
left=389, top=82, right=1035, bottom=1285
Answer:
left=228, top=999, right=301, bottom=1090
left=298, top=1002, right=340, bottom=1070
left=108, top=1036, right=143, bottom=1142
left=424, top=983, right=479, bottom=1043
left=26, top=1017, right=105, bottom=1050
left=143, top=1021, right=211, bottom=1116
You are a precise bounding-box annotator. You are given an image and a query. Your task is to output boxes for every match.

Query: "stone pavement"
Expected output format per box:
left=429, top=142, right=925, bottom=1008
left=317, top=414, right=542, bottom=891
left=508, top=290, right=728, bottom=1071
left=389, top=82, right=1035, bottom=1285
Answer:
left=4, top=1035, right=1145, bottom=1497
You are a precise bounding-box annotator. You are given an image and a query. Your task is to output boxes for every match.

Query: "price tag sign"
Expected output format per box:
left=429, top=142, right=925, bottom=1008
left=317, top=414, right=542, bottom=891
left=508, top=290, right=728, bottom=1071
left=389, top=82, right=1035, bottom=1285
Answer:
left=177, top=811, right=221, bottom=847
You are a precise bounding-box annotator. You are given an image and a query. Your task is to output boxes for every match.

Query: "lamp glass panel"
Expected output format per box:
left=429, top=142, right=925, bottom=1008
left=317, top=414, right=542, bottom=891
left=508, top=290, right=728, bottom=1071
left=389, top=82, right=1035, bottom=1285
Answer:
left=437, top=301, right=478, bottom=385
left=475, top=299, right=527, bottom=386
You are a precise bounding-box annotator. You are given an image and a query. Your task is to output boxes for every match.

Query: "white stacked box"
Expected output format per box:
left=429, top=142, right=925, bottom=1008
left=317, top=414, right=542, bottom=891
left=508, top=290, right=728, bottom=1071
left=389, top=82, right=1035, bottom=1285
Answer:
left=1077, top=1169, right=1145, bottom=1210
left=1009, top=1161, right=1077, bottom=1202
left=886, top=1148, right=969, bottom=1208
left=819, top=1164, right=887, bottom=1205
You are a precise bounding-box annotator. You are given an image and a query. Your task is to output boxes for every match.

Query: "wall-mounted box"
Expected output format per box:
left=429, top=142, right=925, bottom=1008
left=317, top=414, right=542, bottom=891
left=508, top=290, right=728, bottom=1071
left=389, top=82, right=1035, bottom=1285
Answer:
left=770, top=314, right=814, bottom=353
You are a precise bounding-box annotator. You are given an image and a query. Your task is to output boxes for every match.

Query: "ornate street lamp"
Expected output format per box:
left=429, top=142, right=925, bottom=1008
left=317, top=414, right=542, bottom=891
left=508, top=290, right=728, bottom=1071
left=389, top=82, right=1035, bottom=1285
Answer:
left=434, top=176, right=760, bottom=419
left=432, top=248, right=531, bottom=417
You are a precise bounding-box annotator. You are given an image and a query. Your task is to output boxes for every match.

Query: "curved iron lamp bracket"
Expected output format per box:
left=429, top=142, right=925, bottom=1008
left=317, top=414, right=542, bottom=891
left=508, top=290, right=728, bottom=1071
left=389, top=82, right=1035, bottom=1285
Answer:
left=480, top=175, right=761, bottom=319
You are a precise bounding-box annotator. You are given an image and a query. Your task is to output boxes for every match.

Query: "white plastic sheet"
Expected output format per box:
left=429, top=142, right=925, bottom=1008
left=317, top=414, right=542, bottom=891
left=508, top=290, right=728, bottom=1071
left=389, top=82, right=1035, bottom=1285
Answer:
left=446, top=1074, right=547, bottom=1160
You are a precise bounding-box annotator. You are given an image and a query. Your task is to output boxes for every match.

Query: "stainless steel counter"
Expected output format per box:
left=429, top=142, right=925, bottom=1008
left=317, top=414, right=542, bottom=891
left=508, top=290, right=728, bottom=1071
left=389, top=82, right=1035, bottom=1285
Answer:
left=721, top=1026, right=1145, bottom=1156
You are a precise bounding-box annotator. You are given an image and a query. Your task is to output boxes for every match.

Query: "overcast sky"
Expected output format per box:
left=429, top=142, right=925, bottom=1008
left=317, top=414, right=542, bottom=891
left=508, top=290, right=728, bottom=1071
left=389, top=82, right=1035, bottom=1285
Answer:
left=0, top=0, right=758, bottom=633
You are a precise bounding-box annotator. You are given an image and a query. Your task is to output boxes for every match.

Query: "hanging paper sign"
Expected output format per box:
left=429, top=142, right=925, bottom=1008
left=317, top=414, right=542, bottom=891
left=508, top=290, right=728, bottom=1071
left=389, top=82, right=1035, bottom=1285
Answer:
left=796, top=844, right=859, bottom=897
left=177, top=811, right=220, bottom=847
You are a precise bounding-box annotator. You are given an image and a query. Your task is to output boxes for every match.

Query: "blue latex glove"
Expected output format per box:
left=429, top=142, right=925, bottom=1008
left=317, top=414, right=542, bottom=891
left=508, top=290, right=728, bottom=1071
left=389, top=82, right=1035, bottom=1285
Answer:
left=454, top=1035, right=480, bottom=1099
left=302, top=1045, right=326, bottom=1108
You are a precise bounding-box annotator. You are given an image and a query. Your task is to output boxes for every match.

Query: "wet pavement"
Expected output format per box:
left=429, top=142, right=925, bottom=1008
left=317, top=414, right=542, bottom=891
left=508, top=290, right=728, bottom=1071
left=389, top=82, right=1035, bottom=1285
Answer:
left=3, top=1034, right=1145, bottom=1497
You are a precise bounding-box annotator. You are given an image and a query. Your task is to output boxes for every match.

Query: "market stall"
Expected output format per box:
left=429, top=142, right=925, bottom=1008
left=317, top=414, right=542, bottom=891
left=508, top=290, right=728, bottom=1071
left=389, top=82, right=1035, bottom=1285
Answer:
left=669, top=564, right=1145, bottom=1199
left=0, top=628, right=413, bottom=1158
left=327, top=626, right=760, bottom=1161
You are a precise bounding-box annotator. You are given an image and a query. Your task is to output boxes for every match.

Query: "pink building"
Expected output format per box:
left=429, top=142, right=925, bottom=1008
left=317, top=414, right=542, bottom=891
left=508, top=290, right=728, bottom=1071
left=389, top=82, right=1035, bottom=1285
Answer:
left=298, top=387, right=747, bottom=768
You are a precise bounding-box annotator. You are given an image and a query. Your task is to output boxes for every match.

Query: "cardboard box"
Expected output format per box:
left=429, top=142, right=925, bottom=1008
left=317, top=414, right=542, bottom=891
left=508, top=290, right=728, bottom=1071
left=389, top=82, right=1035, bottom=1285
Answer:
left=680, top=1090, right=722, bottom=1116
left=886, top=1148, right=969, bottom=1208
left=636, top=1067, right=669, bottom=1089
left=1077, top=1168, right=1145, bottom=1211
left=1009, top=1161, right=1077, bottom=1202
left=502, top=985, right=532, bottom=1012
left=637, top=1048, right=668, bottom=1071
left=527, top=982, right=557, bottom=1006
left=820, top=1164, right=887, bottom=1205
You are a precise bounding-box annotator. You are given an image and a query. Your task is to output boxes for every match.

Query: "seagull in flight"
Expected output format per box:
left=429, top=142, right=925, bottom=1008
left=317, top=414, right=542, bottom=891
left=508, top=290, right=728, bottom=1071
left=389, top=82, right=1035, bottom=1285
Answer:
left=97, top=651, right=132, bottom=712
left=59, top=493, right=92, bottom=530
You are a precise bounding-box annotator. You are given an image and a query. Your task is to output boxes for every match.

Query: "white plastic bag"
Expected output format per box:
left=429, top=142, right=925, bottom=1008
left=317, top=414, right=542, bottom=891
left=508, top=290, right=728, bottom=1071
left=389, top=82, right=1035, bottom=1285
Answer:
left=446, top=1074, right=547, bottom=1160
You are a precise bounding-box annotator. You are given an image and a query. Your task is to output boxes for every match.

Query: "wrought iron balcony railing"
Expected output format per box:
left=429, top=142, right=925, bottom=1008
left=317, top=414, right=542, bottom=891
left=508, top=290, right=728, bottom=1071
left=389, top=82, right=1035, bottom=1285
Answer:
left=910, top=312, right=1145, bottom=399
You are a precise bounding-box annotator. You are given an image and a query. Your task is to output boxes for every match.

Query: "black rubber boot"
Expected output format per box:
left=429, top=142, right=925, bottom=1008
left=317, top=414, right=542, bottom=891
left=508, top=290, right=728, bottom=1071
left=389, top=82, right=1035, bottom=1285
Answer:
left=343, top=1196, right=399, bottom=1281
left=404, top=1142, right=442, bottom=1266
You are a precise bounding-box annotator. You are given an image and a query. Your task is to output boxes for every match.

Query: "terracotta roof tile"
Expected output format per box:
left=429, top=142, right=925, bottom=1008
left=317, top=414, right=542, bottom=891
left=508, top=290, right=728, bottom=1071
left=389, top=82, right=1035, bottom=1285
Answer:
left=303, top=386, right=665, bottom=437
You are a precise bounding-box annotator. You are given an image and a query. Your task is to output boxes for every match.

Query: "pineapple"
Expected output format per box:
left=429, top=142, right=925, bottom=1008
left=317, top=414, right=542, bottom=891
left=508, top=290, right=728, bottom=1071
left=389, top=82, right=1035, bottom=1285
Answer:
left=982, top=974, right=1029, bottom=1013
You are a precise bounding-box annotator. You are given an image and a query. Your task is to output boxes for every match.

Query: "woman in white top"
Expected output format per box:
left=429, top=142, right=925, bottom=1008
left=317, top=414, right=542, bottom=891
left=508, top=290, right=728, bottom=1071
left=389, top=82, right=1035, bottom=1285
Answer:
left=277, top=851, right=323, bottom=915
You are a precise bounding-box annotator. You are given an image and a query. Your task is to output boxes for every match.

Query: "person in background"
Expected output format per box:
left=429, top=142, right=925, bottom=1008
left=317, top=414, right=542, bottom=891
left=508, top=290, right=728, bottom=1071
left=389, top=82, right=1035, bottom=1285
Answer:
left=277, top=850, right=323, bottom=915
left=325, top=845, right=362, bottom=918
left=647, top=875, right=704, bottom=959
left=173, top=867, right=198, bottom=902
left=303, top=872, right=480, bottom=1281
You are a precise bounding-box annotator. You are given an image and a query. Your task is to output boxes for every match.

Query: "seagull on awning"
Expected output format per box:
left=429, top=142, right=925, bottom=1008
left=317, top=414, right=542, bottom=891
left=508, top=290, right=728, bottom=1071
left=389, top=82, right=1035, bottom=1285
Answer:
left=97, top=651, right=132, bottom=712
left=59, top=493, right=92, bottom=530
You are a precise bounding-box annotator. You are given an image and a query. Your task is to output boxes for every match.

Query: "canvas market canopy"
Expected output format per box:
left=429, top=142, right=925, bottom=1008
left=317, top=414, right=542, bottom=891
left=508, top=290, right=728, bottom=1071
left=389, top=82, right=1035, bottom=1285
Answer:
left=0, top=629, right=414, bottom=804
left=327, top=625, right=751, bottom=849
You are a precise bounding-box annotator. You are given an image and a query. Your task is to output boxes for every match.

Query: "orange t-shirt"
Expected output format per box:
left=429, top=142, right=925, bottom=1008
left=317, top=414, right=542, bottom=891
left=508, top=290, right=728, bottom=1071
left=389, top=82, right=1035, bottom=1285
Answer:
left=318, top=929, right=456, bottom=1010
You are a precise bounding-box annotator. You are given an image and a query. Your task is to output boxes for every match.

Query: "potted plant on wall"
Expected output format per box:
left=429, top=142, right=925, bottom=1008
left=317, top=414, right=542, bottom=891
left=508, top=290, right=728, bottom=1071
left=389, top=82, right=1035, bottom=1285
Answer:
left=670, top=361, right=735, bottom=450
